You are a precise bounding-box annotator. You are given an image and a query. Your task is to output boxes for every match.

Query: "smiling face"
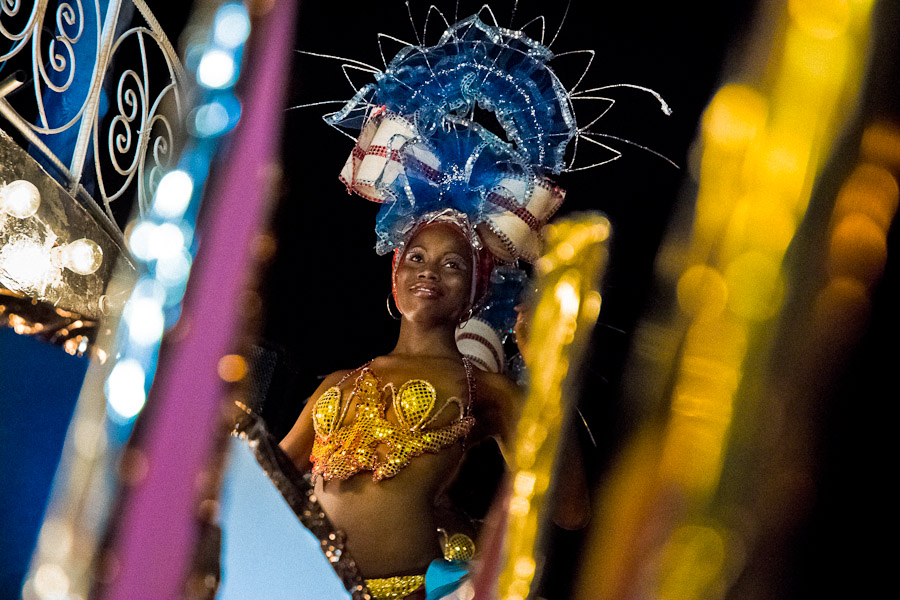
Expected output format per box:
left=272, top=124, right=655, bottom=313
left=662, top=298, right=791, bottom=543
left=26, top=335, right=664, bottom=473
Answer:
left=394, top=222, right=474, bottom=324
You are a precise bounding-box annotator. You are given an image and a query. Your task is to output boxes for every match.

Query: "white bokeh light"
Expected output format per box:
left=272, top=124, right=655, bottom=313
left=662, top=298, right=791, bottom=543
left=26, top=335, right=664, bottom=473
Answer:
left=198, top=49, right=236, bottom=89
left=213, top=3, right=251, bottom=49
left=106, top=359, right=147, bottom=420
left=156, top=250, right=192, bottom=287
left=132, top=276, right=167, bottom=304
left=147, top=222, right=186, bottom=260
left=125, top=296, right=166, bottom=346
left=194, top=101, right=231, bottom=137
left=32, top=562, right=69, bottom=600
left=128, top=221, right=157, bottom=261
left=152, top=170, right=194, bottom=219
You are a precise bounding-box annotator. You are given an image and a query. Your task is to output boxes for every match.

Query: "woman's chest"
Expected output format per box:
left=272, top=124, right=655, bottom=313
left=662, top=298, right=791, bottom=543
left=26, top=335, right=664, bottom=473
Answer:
left=314, top=367, right=471, bottom=435
left=310, top=366, right=475, bottom=481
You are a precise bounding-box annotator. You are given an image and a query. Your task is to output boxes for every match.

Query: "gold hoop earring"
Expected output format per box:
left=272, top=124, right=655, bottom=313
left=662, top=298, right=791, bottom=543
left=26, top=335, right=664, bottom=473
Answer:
left=457, top=306, right=475, bottom=328
left=386, top=293, right=402, bottom=320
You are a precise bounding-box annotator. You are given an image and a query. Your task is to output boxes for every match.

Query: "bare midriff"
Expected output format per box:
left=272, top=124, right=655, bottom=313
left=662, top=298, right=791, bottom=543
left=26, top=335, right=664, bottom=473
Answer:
left=314, top=445, right=463, bottom=578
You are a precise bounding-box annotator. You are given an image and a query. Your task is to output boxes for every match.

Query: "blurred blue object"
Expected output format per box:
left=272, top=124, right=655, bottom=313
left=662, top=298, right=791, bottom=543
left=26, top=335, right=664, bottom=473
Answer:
left=217, top=436, right=349, bottom=600
left=0, top=327, right=88, bottom=599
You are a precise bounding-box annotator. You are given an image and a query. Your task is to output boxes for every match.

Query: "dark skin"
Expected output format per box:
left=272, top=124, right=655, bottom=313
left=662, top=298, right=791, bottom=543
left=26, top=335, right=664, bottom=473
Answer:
left=281, top=223, right=588, bottom=578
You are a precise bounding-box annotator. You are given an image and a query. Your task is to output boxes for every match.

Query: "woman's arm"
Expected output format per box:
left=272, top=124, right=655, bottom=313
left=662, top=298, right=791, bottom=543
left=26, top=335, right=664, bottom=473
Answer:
left=279, top=370, right=351, bottom=473
left=500, top=303, right=593, bottom=530
left=470, top=370, right=522, bottom=463
left=481, top=372, right=592, bottom=531
left=548, top=427, right=591, bottom=530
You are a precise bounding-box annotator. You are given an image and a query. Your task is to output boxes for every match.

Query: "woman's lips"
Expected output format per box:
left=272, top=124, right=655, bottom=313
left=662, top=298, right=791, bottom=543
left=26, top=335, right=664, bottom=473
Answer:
left=410, top=283, right=443, bottom=298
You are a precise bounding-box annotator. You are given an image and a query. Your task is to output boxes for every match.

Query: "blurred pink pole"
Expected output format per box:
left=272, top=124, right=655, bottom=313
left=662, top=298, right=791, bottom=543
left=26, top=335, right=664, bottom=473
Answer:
left=98, top=1, right=298, bottom=598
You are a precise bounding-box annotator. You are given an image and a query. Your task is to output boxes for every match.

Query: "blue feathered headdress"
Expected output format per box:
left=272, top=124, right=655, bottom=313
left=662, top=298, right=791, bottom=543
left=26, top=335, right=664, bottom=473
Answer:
left=327, top=14, right=576, bottom=262
left=310, top=10, right=671, bottom=373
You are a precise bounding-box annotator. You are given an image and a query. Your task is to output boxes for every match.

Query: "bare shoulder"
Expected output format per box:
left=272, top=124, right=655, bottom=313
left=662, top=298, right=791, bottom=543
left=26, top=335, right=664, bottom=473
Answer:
left=314, top=368, right=356, bottom=393
left=471, top=369, right=523, bottom=442
left=279, top=367, right=356, bottom=469
left=473, top=370, right=523, bottom=406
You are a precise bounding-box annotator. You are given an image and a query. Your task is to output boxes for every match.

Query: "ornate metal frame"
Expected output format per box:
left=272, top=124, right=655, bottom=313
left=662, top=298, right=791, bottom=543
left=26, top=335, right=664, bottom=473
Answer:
left=0, top=0, right=185, bottom=244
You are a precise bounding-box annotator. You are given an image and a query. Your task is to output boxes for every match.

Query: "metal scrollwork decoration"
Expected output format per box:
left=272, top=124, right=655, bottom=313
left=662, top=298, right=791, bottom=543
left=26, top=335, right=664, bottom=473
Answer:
left=0, top=0, right=184, bottom=232
left=94, top=24, right=182, bottom=221
left=38, top=1, right=87, bottom=96
left=1, top=1, right=41, bottom=61
left=1, top=0, right=99, bottom=133
left=146, top=103, right=174, bottom=203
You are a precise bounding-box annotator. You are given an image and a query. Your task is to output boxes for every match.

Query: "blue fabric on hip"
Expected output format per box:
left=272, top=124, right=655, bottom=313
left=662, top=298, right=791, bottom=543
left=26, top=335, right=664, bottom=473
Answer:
left=425, top=558, right=470, bottom=600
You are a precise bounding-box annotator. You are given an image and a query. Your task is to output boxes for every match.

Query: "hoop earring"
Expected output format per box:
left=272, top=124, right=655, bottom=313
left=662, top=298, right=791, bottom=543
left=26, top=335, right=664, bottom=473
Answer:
left=386, top=292, right=402, bottom=320
left=458, top=306, right=475, bottom=329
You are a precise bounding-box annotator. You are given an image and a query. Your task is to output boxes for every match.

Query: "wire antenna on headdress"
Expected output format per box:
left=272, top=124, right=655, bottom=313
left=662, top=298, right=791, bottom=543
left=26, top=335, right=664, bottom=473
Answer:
left=291, top=5, right=675, bottom=371
left=292, top=8, right=674, bottom=184
left=423, top=5, right=453, bottom=45
left=508, top=0, right=519, bottom=28
left=548, top=0, right=572, bottom=48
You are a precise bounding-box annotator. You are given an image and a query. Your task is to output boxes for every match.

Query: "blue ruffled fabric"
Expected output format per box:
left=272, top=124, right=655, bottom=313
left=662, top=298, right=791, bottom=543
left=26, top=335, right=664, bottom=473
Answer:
left=424, top=558, right=470, bottom=600
left=478, top=265, right=527, bottom=340
left=326, top=14, right=576, bottom=255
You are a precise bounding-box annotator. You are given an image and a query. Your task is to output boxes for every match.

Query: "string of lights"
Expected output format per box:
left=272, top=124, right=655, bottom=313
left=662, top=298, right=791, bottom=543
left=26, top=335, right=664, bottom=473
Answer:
left=104, top=2, right=251, bottom=424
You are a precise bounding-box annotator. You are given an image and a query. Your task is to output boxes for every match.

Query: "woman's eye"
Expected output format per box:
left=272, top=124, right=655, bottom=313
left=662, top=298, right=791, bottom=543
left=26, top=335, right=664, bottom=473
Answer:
left=444, top=261, right=460, bottom=269
left=407, top=253, right=423, bottom=262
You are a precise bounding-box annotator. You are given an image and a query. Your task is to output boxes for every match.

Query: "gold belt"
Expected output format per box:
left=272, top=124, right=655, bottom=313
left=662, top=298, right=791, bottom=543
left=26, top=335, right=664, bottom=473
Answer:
left=364, top=574, right=425, bottom=600
left=363, top=530, right=474, bottom=599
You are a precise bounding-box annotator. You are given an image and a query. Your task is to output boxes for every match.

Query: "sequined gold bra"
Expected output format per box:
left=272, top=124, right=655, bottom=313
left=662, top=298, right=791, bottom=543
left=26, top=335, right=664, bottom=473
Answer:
left=310, top=360, right=476, bottom=482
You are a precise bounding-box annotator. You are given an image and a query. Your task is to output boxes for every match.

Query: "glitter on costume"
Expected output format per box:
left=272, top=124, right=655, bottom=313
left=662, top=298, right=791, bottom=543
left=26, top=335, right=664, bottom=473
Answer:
left=310, top=363, right=476, bottom=482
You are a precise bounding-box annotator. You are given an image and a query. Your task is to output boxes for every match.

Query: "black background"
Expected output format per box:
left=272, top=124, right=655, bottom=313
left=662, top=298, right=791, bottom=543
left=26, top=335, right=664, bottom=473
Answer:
left=158, top=1, right=898, bottom=597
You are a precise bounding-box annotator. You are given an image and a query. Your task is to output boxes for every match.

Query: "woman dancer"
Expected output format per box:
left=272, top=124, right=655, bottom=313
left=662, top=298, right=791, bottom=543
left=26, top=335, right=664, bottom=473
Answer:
left=271, top=10, right=663, bottom=597
left=280, top=215, right=549, bottom=598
